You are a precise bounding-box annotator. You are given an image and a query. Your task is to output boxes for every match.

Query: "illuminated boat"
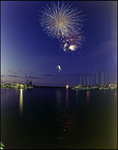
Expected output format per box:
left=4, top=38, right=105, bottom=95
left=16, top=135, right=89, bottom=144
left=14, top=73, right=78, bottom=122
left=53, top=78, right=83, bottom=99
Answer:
left=91, top=86, right=99, bottom=90
left=103, top=85, right=110, bottom=90
left=99, top=85, right=110, bottom=90
left=10, top=82, right=17, bottom=88
left=10, top=82, right=28, bottom=89
left=110, top=84, right=117, bottom=89
left=1, top=83, right=7, bottom=88
left=111, top=86, right=117, bottom=89
left=108, top=84, right=117, bottom=90
left=76, top=84, right=83, bottom=90
left=26, top=78, right=34, bottom=89
left=99, top=87, right=104, bottom=90
left=19, top=84, right=28, bottom=89
left=81, top=86, right=91, bottom=90
left=99, top=84, right=105, bottom=90
left=14, top=83, right=21, bottom=89
left=71, top=84, right=82, bottom=90
left=71, top=86, right=76, bottom=90
left=28, top=86, right=34, bottom=89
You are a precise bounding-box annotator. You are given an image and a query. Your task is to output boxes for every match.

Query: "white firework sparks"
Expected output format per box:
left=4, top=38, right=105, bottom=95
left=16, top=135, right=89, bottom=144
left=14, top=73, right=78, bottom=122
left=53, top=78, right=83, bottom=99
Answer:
left=61, top=31, right=85, bottom=52
left=39, top=1, right=84, bottom=40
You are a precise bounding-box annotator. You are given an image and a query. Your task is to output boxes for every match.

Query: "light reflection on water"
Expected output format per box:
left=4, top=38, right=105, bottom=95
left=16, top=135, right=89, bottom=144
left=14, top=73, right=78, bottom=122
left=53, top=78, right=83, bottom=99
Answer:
left=87, top=91, right=90, bottom=103
left=6, top=88, right=9, bottom=99
left=55, top=89, right=76, bottom=148
left=19, top=89, right=23, bottom=115
left=65, top=89, right=76, bottom=135
left=76, top=89, right=78, bottom=100
left=56, top=89, right=62, bottom=106
left=115, top=91, right=117, bottom=99
left=1, top=88, right=117, bottom=149
left=66, top=88, right=68, bottom=107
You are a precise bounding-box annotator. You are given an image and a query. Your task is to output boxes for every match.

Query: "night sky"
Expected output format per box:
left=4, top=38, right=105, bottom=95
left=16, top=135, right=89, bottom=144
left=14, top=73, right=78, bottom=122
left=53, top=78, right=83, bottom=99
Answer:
left=1, top=1, right=117, bottom=86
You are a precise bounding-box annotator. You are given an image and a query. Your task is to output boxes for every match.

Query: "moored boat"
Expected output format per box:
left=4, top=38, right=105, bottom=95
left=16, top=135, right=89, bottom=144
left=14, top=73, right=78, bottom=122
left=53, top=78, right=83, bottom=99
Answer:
left=10, top=82, right=28, bottom=89
left=71, top=87, right=76, bottom=90
left=110, top=85, right=117, bottom=89
left=99, top=87, right=104, bottom=90
left=103, top=87, right=110, bottom=90
left=91, top=86, right=99, bottom=90
left=103, top=85, right=110, bottom=90
left=111, top=86, right=117, bottom=89
left=1, top=83, right=8, bottom=88
left=71, top=84, right=82, bottom=90
left=28, top=86, right=34, bottom=89
left=109, top=84, right=117, bottom=90
left=81, top=86, right=91, bottom=90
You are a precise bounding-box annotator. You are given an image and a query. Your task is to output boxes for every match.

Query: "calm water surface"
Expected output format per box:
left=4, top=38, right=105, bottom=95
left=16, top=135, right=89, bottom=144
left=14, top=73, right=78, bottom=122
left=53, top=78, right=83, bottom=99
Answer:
left=1, top=87, right=117, bottom=149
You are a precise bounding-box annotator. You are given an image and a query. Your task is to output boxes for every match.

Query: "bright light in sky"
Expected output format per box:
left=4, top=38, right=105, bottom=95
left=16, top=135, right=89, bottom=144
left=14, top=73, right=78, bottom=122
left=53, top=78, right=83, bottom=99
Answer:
left=69, top=45, right=77, bottom=51
left=56, top=65, right=62, bottom=73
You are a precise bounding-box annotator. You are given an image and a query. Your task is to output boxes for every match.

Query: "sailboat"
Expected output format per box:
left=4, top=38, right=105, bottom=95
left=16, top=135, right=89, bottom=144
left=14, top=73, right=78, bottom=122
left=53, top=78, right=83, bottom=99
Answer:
left=83, top=75, right=91, bottom=90
left=99, top=72, right=104, bottom=90
left=99, top=71, right=110, bottom=90
left=91, top=68, right=99, bottom=90
left=109, top=70, right=117, bottom=89
left=109, top=84, right=117, bottom=89
left=26, top=75, right=34, bottom=89
left=71, top=75, right=82, bottom=90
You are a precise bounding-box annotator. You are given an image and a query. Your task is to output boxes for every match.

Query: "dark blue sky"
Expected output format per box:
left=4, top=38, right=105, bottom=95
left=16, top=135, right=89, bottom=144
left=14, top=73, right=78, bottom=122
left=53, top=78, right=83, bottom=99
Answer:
left=1, top=1, right=117, bottom=86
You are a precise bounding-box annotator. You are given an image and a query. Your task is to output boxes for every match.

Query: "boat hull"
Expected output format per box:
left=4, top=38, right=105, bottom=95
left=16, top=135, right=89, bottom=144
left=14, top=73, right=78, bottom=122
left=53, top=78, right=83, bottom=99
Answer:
left=111, top=87, right=117, bottom=89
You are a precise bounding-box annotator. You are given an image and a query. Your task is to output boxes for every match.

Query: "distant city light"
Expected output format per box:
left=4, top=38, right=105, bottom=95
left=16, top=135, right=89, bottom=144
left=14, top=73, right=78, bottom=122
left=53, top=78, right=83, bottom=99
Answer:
left=66, top=85, right=69, bottom=88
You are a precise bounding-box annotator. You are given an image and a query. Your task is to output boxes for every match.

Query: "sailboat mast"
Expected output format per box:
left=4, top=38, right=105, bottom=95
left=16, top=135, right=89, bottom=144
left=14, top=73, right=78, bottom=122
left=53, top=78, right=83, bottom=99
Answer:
left=92, top=73, right=94, bottom=86
left=80, top=75, right=81, bottom=85
left=111, top=68, right=113, bottom=84
left=105, top=72, right=107, bottom=85
left=110, top=71, right=112, bottom=84
left=95, top=67, right=97, bottom=85
left=87, top=75, right=89, bottom=86
left=84, top=74, right=86, bottom=86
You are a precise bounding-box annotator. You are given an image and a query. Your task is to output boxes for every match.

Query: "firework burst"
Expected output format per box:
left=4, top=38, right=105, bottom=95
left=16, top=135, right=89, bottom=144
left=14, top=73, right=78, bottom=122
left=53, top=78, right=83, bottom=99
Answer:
left=39, top=1, right=84, bottom=40
left=60, top=31, right=85, bottom=52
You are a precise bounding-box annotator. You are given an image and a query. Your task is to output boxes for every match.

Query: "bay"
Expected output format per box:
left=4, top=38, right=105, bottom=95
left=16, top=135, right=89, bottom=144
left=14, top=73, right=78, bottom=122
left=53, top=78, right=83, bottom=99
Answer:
left=1, top=87, right=117, bottom=149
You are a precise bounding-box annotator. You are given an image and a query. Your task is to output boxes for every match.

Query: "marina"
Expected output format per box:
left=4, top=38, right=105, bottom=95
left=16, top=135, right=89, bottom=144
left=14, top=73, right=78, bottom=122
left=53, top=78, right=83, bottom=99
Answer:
left=1, top=68, right=117, bottom=91
left=0, top=78, right=34, bottom=89
left=1, top=1, right=117, bottom=149
left=71, top=69, right=117, bottom=90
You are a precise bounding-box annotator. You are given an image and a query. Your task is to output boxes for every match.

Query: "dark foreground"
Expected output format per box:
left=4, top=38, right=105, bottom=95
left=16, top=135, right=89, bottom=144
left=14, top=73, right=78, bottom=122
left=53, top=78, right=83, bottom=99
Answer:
left=1, top=88, right=117, bottom=149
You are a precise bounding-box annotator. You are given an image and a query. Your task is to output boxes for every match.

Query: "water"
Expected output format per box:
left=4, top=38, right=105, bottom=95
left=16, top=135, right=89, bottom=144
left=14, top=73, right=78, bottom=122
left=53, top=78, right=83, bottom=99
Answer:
left=1, top=87, right=117, bottom=149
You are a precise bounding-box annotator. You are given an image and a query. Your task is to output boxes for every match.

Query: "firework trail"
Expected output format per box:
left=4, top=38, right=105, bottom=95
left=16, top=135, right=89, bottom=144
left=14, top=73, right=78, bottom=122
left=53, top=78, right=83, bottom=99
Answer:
left=39, top=1, right=84, bottom=52
left=56, top=65, right=62, bottom=73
